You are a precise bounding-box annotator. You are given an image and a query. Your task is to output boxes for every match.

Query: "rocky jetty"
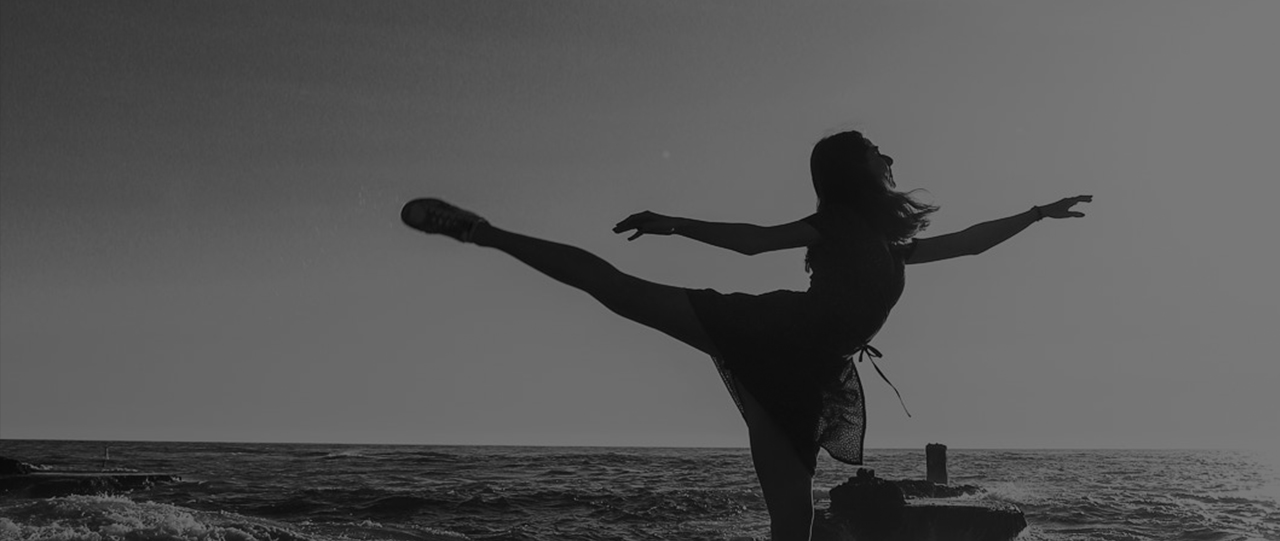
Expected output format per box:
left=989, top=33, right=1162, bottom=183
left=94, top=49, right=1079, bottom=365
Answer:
left=811, top=467, right=1027, bottom=541
left=0, top=455, right=181, bottom=498
left=1, top=456, right=37, bottom=475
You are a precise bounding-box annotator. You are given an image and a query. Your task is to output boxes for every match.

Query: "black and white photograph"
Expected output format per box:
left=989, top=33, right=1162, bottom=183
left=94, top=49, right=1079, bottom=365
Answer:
left=2, top=2, right=1277, bottom=540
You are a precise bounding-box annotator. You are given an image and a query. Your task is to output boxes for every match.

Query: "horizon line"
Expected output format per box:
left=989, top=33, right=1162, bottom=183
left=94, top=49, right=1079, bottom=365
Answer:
left=1, top=437, right=1272, bottom=452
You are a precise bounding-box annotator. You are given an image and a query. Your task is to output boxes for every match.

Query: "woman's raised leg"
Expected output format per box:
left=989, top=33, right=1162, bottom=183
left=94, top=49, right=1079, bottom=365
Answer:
left=734, top=379, right=816, bottom=541
left=469, top=222, right=722, bottom=358
left=404, top=201, right=810, bottom=537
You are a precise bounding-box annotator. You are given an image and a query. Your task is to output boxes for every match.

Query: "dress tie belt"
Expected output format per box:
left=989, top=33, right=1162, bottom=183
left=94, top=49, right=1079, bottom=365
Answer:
left=847, top=344, right=912, bottom=418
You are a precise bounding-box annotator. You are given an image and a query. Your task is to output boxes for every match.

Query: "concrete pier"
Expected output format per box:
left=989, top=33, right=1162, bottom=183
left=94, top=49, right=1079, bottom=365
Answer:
left=927, top=443, right=948, bottom=485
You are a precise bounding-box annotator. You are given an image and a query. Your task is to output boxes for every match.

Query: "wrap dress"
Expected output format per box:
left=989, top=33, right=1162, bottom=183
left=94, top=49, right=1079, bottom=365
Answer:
left=685, top=209, right=915, bottom=474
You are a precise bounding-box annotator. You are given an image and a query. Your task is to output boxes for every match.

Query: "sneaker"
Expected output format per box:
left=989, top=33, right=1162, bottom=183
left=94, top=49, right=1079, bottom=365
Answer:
left=401, top=198, right=488, bottom=243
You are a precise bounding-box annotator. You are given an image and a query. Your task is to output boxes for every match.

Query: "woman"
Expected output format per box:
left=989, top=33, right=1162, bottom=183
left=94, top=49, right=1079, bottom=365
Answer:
left=401, top=129, right=1091, bottom=540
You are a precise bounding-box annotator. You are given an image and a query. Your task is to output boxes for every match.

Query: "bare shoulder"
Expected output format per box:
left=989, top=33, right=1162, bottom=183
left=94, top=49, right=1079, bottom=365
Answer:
left=752, top=219, right=822, bottom=255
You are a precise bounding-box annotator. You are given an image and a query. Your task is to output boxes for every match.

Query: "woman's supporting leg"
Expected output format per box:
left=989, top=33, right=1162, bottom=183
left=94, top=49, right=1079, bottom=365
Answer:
left=470, top=223, right=721, bottom=358
left=735, top=379, right=815, bottom=541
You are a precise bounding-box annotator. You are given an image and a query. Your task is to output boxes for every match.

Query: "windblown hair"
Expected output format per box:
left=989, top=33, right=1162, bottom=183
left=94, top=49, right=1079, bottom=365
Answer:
left=809, top=130, right=938, bottom=244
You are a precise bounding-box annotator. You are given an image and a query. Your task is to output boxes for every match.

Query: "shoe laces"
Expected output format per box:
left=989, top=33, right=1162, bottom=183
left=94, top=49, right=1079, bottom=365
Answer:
left=426, top=203, right=485, bottom=241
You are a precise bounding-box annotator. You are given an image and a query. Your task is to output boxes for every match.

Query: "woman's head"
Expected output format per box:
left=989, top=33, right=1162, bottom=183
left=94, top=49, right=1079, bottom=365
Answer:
left=809, top=130, right=937, bottom=243
left=810, top=130, right=893, bottom=202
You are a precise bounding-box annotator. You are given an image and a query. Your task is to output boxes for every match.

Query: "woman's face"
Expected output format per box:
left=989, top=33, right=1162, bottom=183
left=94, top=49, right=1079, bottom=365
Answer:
left=864, top=141, right=894, bottom=187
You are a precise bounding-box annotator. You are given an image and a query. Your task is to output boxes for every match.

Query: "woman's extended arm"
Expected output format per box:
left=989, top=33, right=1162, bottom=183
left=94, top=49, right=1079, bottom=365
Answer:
left=908, top=195, right=1092, bottom=264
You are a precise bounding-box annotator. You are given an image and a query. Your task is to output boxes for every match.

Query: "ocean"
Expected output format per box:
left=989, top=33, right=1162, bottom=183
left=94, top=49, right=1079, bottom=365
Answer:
left=1, top=440, right=1276, bottom=541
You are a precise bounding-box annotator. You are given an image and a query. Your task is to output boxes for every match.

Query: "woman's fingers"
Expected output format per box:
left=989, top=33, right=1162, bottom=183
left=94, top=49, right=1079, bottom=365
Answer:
left=614, top=211, right=654, bottom=233
left=614, top=218, right=638, bottom=234
left=1068, top=195, right=1092, bottom=216
left=1041, top=195, right=1092, bottom=219
left=616, top=212, right=678, bottom=241
left=624, top=222, right=664, bottom=240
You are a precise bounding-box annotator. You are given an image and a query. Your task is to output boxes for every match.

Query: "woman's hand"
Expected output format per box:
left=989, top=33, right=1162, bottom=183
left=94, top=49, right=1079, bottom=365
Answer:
left=613, top=211, right=686, bottom=241
left=1039, top=195, right=1093, bottom=219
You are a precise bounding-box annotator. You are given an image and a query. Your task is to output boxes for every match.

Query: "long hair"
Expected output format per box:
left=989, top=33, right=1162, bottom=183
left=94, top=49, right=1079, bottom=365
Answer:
left=809, top=130, right=938, bottom=244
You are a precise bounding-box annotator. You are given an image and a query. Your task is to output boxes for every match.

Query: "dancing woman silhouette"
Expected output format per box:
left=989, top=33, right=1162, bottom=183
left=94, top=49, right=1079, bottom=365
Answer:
left=401, top=130, right=1091, bottom=540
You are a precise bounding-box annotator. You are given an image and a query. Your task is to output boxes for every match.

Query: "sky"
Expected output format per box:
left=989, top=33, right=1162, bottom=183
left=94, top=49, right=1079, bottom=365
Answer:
left=2, top=1, right=1277, bottom=452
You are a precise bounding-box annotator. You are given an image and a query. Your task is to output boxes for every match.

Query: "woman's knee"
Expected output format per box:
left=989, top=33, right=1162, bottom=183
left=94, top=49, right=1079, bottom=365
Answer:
left=590, top=278, right=719, bottom=357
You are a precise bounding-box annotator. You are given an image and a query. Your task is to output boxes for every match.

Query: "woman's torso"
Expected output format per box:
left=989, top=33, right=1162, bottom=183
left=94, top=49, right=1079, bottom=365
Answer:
left=802, top=210, right=908, bottom=351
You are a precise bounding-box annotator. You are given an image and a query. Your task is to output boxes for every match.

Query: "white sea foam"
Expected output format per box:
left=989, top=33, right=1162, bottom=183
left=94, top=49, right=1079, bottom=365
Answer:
left=0, top=494, right=478, bottom=541
left=0, top=494, right=308, bottom=541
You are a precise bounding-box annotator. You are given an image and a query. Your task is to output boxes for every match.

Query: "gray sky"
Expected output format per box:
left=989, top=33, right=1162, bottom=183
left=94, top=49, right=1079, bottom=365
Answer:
left=2, top=1, right=1277, bottom=450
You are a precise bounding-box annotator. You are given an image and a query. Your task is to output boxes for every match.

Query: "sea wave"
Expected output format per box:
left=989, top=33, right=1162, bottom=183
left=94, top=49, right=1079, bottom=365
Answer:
left=0, top=494, right=468, bottom=541
left=4, top=442, right=1277, bottom=541
left=0, top=494, right=312, bottom=541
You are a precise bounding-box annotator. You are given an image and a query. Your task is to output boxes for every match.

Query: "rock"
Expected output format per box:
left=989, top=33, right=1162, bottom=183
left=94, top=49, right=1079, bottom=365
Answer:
left=813, top=468, right=1027, bottom=541
left=898, top=499, right=1028, bottom=541
left=893, top=479, right=983, bottom=499
left=0, top=472, right=183, bottom=498
left=827, top=468, right=905, bottom=537
left=0, top=456, right=35, bottom=475
left=0, top=456, right=181, bottom=498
